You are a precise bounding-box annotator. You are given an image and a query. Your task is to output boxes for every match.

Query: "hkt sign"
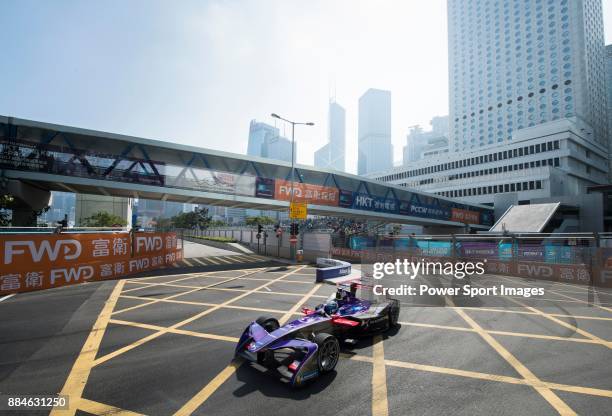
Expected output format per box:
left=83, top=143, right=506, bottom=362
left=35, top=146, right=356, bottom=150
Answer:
left=0, top=232, right=182, bottom=295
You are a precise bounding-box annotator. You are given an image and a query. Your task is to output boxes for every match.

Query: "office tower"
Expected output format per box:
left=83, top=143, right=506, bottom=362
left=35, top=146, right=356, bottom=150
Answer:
left=357, top=89, right=392, bottom=175
left=262, top=135, right=294, bottom=163
left=448, top=0, right=608, bottom=152
left=314, top=101, right=346, bottom=172
left=373, top=1, right=608, bottom=210
left=247, top=120, right=294, bottom=163
left=403, top=116, right=450, bottom=165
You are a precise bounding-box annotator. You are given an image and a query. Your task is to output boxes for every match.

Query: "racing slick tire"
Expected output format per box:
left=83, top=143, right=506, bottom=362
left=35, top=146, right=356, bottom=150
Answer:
left=387, top=299, right=400, bottom=328
left=314, top=333, right=340, bottom=373
left=256, top=316, right=280, bottom=332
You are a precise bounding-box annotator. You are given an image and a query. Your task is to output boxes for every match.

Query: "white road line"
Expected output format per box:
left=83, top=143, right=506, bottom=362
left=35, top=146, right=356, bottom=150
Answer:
left=0, top=294, right=15, bottom=303
left=192, top=257, right=208, bottom=266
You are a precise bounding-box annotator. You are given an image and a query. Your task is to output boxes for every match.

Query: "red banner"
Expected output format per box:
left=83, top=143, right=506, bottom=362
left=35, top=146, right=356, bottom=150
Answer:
left=274, top=180, right=339, bottom=206
left=451, top=208, right=480, bottom=225
left=0, top=232, right=182, bottom=295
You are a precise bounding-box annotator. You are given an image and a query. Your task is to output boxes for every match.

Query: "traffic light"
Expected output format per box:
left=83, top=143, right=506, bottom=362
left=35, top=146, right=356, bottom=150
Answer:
left=290, top=223, right=299, bottom=236
left=257, top=224, right=263, bottom=234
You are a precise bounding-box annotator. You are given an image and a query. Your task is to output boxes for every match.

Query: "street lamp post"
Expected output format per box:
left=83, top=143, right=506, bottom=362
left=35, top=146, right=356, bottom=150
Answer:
left=271, top=113, right=314, bottom=260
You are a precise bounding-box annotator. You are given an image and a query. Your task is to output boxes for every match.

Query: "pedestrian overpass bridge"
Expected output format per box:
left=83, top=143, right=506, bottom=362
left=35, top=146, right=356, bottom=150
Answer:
left=0, top=115, right=493, bottom=229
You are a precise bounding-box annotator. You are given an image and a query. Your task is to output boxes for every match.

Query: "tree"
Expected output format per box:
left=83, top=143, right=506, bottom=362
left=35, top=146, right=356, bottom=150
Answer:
left=152, top=217, right=173, bottom=230
left=245, top=216, right=275, bottom=226
left=82, top=211, right=127, bottom=227
left=0, top=194, right=13, bottom=226
left=171, top=207, right=212, bottom=229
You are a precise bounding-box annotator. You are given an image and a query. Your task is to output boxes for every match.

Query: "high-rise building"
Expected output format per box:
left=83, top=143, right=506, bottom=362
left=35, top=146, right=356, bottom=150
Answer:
left=403, top=116, right=450, bottom=165
left=247, top=120, right=294, bottom=163
left=373, top=0, right=608, bottom=210
left=314, top=101, right=346, bottom=172
left=262, top=135, right=294, bottom=163
left=358, top=89, right=392, bottom=175
left=448, top=0, right=608, bottom=153
left=606, top=44, right=612, bottom=177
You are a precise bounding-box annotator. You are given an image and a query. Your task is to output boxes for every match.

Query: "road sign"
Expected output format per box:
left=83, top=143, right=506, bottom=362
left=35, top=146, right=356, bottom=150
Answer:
left=289, top=202, right=307, bottom=220
left=289, top=235, right=298, bottom=244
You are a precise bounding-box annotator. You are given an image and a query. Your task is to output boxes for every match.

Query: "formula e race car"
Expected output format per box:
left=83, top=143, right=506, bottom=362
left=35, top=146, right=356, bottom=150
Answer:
left=235, top=283, right=400, bottom=387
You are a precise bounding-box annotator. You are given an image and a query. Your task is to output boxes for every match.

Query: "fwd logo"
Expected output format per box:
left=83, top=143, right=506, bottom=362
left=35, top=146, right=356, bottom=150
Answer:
left=517, top=264, right=553, bottom=278
left=136, top=236, right=163, bottom=252
left=4, top=240, right=82, bottom=264
left=50, top=266, right=94, bottom=285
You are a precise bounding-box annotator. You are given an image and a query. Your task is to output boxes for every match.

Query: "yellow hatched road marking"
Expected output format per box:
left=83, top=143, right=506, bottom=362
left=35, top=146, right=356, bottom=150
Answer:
left=501, top=296, right=612, bottom=349
left=75, top=397, right=145, bottom=415
left=172, top=266, right=307, bottom=416
left=459, top=306, right=612, bottom=321
left=119, top=294, right=289, bottom=315
left=372, top=335, right=389, bottom=416
left=50, top=280, right=125, bottom=416
left=205, top=256, right=221, bottom=265
left=398, top=321, right=599, bottom=345
left=212, top=256, right=233, bottom=264
left=191, top=257, right=208, bottom=266
left=498, top=275, right=612, bottom=313
left=112, top=273, right=252, bottom=315
left=110, top=319, right=240, bottom=342
left=93, top=266, right=306, bottom=367
left=451, top=303, right=577, bottom=416
left=347, top=355, right=612, bottom=398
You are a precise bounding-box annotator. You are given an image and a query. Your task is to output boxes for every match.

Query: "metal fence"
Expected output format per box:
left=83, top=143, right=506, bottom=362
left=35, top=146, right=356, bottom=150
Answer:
left=186, top=227, right=332, bottom=261
left=331, top=232, right=612, bottom=287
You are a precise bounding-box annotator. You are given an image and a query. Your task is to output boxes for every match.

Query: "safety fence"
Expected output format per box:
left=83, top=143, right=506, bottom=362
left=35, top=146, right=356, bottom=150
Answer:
left=331, top=232, right=612, bottom=287
left=0, top=229, right=184, bottom=295
left=189, top=228, right=332, bottom=262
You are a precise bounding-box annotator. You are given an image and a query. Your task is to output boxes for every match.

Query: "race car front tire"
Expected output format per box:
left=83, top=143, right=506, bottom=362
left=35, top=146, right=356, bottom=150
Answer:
left=314, top=333, right=339, bottom=373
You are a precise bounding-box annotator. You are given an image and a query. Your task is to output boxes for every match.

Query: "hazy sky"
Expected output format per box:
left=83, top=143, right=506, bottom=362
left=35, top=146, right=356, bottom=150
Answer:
left=1, top=0, right=611, bottom=174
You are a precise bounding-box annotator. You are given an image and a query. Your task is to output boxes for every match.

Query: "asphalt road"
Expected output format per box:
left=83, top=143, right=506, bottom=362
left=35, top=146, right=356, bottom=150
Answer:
left=1, top=262, right=611, bottom=416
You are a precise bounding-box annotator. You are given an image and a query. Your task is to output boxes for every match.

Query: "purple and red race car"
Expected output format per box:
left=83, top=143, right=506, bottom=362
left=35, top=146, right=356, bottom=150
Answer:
left=235, top=283, right=400, bottom=386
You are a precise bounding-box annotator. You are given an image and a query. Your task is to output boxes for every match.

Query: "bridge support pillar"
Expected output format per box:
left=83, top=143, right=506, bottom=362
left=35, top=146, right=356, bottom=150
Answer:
left=4, top=179, right=51, bottom=226
left=75, top=194, right=132, bottom=227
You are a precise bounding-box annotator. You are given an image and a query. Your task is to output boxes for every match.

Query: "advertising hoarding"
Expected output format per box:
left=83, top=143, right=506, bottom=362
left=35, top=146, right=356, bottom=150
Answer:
left=0, top=232, right=182, bottom=295
left=274, top=180, right=339, bottom=206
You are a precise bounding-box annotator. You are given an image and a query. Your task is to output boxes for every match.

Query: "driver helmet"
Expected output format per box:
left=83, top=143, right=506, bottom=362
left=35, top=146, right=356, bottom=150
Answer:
left=324, top=300, right=339, bottom=315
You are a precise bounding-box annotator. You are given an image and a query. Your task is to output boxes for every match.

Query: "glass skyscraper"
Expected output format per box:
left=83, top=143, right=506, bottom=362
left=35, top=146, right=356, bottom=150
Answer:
left=314, top=100, right=346, bottom=172
left=357, top=88, right=393, bottom=175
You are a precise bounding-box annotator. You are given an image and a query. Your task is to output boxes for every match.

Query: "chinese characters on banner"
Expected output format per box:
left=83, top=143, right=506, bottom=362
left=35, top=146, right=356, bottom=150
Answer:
left=0, top=232, right=182, bottom=295
left=450, top=208, right=481, bottom=225
left=274, top=180, right=339, bottom=206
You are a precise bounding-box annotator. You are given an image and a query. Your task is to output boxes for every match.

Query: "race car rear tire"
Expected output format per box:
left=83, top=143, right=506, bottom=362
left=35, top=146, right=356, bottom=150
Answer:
left=314, top=333, right=339, bottom=373
left=256, top=316, right=280, bottom=332
left=387, top=300, right=400, bottom=328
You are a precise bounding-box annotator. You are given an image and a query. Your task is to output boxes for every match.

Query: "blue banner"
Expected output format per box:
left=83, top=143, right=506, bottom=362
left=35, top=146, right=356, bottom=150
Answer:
left=399, top=201, right=450, bottom=221
left=351, top=193, right=398, bottom=214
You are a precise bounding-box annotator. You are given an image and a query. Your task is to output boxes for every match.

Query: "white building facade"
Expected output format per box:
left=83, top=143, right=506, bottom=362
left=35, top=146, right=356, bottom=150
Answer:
left=374, top=119, right=607, bottom=205
left=448, top=0, right=607, bottom=153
